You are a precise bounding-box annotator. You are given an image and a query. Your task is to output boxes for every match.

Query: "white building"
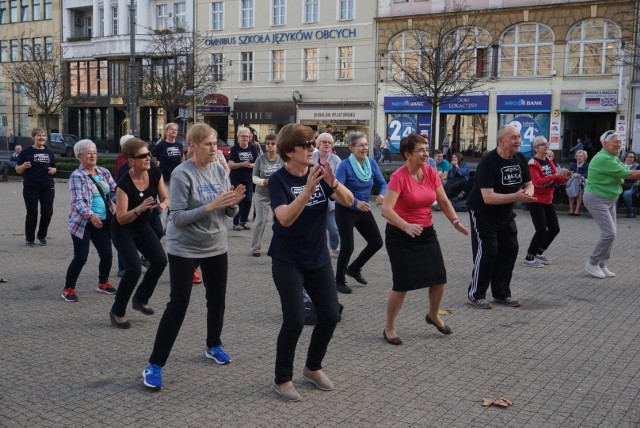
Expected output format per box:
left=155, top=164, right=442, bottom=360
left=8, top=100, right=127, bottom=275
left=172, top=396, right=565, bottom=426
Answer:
left=61, top=0, right=195, bottom=149
left=193, top=0, right=378, bottom=146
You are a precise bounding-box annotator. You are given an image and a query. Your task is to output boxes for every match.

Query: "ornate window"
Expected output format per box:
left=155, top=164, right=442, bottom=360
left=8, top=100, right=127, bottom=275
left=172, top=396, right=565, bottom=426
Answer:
left=499, top=23, right=554, bottom=77
left=443, top=26, right=492, bottom=78
left=386, top=31, right=423, bottom=81
left=565, top=19, right=621, bottom=76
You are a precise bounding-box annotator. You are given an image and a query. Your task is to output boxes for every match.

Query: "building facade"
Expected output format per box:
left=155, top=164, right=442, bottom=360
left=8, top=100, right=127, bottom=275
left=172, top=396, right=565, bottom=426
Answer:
left=61, top=0, right=195, bottom=150
left=377, top=0, right=635, bottom=160
left=194, top=0, right=378, bottom=146
left=0, top=0, right=59, bottom=146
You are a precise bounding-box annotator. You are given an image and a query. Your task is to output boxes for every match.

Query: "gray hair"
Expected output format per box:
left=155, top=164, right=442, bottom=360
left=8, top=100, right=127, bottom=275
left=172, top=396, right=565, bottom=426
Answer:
left=575, top=150, right=588, bottom=160
left=600, top=130, right=620, bottom=144
left=345, top=131, right=367, bottom=147
left=120, top=134, right=135, bottom=148
left=316, top=132, right=334, bottom=144
left=533, top=136, right=548, bottom=146
left=498, top=124, right=517, bottom=140
left=74, top=139, right=96, bottom=158
left=236, top=126, right=252, bottom=137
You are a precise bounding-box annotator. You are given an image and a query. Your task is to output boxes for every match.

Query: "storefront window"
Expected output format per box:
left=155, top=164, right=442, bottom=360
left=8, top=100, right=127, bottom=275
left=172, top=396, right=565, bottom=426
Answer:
left=499, top=113, right=550, bottom=157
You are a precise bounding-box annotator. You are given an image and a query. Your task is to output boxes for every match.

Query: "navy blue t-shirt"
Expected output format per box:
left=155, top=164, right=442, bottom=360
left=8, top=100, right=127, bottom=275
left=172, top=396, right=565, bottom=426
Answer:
left=267, top=167, right=334, bottom=270
left=229, top=144, right=258, bottom=184
left=16, top=146, right=56, bottom=188
left=151, top=140, right=183, bottom=183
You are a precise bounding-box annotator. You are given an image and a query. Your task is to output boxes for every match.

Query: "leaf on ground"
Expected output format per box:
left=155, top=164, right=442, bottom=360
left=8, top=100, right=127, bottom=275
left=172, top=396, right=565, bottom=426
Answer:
left=482, top=397, right=513, bottom=408
left=438, top=309, right=452, bottom=315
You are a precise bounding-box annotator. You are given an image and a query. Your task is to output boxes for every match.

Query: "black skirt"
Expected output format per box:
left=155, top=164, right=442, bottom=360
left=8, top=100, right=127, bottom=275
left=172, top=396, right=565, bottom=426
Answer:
left=385, top=224, right=447, bottom=292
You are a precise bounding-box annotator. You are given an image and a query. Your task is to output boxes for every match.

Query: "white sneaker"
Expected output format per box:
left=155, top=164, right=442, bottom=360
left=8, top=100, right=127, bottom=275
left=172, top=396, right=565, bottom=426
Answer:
left=535, top=254, right=551, bottom=265
left=600, top=266, right=616, bottom=277
left=523, top=259, right=544, bottom=268
left=585, top=261, right=605, bottom=279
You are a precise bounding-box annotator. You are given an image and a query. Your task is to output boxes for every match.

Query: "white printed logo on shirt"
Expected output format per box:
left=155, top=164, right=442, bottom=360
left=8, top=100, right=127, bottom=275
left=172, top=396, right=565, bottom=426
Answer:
left=501, top=165, right=522, bottom=186
left=290, top=183, right=327, bottom=207
left=198, top=183, right=223, bottom=204
left=166, top=146, right=182, bottom=157
left=33, top=153, right=51, bottom=164
left=238, top=151, right=253, bottom=162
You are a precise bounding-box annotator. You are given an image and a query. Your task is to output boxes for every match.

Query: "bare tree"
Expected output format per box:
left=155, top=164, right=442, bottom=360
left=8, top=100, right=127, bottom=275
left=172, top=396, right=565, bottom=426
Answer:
left=386, top=3, right=491, bottom=152
left=1, top=38, right=64, bottom=137
left=140, top=29, right=224, bottom=122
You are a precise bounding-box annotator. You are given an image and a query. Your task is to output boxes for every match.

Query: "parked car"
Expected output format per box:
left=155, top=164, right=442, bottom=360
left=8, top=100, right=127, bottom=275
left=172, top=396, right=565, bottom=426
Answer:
left=182, top=137, right=231, bottom=160
left=47, top=133, right=79, bottom=157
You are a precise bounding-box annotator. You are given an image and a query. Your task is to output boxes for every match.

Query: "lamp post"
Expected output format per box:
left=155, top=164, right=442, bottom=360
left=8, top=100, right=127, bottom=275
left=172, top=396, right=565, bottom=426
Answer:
left=128, top=0, right=137, bottom=135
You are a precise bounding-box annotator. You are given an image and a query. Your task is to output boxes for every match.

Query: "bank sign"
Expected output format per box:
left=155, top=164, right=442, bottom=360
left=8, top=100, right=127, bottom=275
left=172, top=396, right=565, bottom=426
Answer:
left=384, top=94, right=488, bottom=113
left=205, top=28, right=357, bottom=46
left=496, top=92, right=552, bottom=113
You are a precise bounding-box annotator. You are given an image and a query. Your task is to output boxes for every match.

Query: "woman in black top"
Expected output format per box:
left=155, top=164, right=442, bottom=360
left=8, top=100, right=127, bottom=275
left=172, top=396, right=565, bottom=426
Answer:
left=268, top=124, right=353, bottom=401
left=15, top=128, right=57, bottom=247
left=109, top=138, right=169, bottom=329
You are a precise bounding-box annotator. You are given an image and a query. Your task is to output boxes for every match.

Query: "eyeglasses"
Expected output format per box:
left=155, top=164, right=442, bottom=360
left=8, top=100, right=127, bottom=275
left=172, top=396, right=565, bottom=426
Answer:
left=354, top=144, right=369, bottom=149
left=132, top=152, right=151, bottom=159
left=294, top=140, right=316, bottom=149
left=317, top=140, right=333, bottom=145
left=413, top=148, right=430, bottom=155
left=536, top=142, right=549, bottom=147
left=83, top=152, right=98, bottom=157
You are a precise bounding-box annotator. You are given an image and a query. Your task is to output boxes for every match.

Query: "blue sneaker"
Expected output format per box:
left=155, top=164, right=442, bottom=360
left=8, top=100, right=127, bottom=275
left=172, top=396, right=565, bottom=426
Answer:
left=142, top=364, right=163, bottom=389
left=205, top=345, right=232, bottom=365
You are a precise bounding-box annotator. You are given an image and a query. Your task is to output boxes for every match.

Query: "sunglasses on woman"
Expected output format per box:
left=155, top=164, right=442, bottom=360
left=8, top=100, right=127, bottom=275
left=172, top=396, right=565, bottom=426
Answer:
left=132, top=152, right=151, bottom=159
left=294, top=139, right=316, bottom=149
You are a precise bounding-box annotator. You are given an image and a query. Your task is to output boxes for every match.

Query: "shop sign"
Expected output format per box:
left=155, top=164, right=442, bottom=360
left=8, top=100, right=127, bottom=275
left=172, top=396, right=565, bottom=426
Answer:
left=202, top=93, right=229, bottom=107
left=496, top=91, right=552, bottom=113
left=298, top=107, right=371, bottom=121
left=234, top=101, right=296, bottom=124
left=439, top=93, right=489, bottom=113
left=197, top=106, right=230, bottom=114
left=205, top=28, right=357, bottom=47
left=384, top=96, right=430, bottom=113
left=560, top=90, right=618, bottom=113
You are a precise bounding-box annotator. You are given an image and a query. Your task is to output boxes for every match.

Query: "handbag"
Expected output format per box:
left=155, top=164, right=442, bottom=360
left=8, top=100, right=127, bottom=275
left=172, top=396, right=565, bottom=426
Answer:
left=87, top=171, right=115, bottom=219
left=565, top=177, right=580, bottom=198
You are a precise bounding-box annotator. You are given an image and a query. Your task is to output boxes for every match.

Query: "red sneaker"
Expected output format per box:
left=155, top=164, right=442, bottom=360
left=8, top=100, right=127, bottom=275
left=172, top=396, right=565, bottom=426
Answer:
left=97, top=281, right=117, bottom=295
left=61, top=288, right=79, bottom=302
left=192, top=269, right=203, bottom=284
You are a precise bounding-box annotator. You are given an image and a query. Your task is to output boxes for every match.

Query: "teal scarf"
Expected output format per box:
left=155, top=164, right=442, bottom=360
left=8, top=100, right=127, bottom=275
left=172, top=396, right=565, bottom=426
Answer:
left=348, top=153, right=372, bottom=182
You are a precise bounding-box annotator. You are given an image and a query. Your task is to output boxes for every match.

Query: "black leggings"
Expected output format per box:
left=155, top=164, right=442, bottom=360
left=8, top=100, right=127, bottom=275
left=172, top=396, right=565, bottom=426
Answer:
left=231, top=178, right=253, bottom=225
left=272, top=259, right=339, bottom=385
left=23, top=185, right=55, bottom=242
left=335, top=204, right=383, bottom=282
left=526, top=203, right=560, bottom=256
left=149, top=253, right=228, bottom=367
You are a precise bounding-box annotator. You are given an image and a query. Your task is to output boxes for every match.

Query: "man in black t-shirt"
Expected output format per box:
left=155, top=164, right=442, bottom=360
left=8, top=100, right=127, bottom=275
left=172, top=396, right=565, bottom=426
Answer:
left=466, top=124, right=536, bottom=309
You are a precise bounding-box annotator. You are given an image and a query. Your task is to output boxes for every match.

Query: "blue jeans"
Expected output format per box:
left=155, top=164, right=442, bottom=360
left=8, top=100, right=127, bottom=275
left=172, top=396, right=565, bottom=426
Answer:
left=65, top=220, right=113, bottom=289
left=327, top=209, right=339, bottom=251
left=621, top=187, right=637, bottom=216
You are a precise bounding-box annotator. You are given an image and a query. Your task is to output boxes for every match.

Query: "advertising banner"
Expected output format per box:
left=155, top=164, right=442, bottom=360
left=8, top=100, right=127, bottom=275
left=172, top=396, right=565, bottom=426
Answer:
left=560, top=90, right=618, bottom=113
left=496, top=91, right=552, bottom=113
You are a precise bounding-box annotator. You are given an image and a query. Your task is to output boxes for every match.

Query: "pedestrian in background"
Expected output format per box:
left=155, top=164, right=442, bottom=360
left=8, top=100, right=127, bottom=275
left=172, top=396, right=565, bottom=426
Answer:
left=110, top=138, right=169, bottom=329
left=15, top=128, right=57, bottom=247
left=229, top=127, right=258, bottom=231
left=568, top=150, right=589, bottom=216
left=268, top=124, right=353, bottom=402
left=334, top=132, right=386, bottom=294
left=143, top=123, right=245, bottom=390
left=250, top=133, right=283, bottom=257
left=61, top=140, right=117, bottom=302
left=583, top=131, right=640, bottom=279
left=313, top=132, right=342, bottom=258
left=620, top=151, right=639, bottom=218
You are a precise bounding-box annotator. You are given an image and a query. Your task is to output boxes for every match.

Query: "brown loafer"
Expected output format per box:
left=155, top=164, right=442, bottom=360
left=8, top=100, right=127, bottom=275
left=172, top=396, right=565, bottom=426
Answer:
left=426, top=314, right=452, bottom=335
left=274, top=382, right=301, bottom=402
left=383, top=329, right=402, bottom=345
left=302, top=367, right=334, bottom=391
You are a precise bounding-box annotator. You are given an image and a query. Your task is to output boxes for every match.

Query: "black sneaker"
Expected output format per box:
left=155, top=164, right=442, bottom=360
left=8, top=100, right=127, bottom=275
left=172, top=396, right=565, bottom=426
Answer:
left=241, top=222, right=251, bottom=230
left=38, top=239, right=47, bottom=246
left=336, top=282, right=352, bottom=294
left=25, top=241, right=35, bottom=248
left=345, top=267, right=368, bottom=285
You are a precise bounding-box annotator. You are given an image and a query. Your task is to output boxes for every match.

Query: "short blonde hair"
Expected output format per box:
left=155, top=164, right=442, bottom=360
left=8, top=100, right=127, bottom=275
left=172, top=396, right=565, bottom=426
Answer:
left=187, top=123, right=217, bottom=146
left=575, top=150, right=588, bottom=160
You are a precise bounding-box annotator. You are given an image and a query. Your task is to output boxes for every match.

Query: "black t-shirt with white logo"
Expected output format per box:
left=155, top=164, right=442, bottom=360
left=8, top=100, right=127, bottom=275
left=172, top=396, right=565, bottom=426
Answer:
left=466, top=149, right=531, bottom=223
left=16, top=146, right=56, bottom=188
left=151, top=140, right=183, bottom=184
left=267, top=166, right=335, bottom=270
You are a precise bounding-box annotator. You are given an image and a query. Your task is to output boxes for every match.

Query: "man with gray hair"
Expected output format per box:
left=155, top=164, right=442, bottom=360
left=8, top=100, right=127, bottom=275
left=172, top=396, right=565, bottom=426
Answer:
left=465, top=124, right=536, bottom=309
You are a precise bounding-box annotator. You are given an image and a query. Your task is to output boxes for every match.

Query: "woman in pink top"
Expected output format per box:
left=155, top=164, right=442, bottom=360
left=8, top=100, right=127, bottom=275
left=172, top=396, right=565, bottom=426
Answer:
left=380, top=134, right=468, bottom=345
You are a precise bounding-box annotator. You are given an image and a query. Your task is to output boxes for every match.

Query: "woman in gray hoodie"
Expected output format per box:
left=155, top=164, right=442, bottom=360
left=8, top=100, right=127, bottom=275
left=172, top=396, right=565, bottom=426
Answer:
left=142, top=123, right=246, bottom=390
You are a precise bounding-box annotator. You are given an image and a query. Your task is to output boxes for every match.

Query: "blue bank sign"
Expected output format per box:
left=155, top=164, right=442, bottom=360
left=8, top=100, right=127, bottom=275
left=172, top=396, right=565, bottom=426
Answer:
left=384, top=94, right=488, bottom=113
left=205, top=28, right=357, bottom=46
left=496, top=92, right=552, bottom=113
